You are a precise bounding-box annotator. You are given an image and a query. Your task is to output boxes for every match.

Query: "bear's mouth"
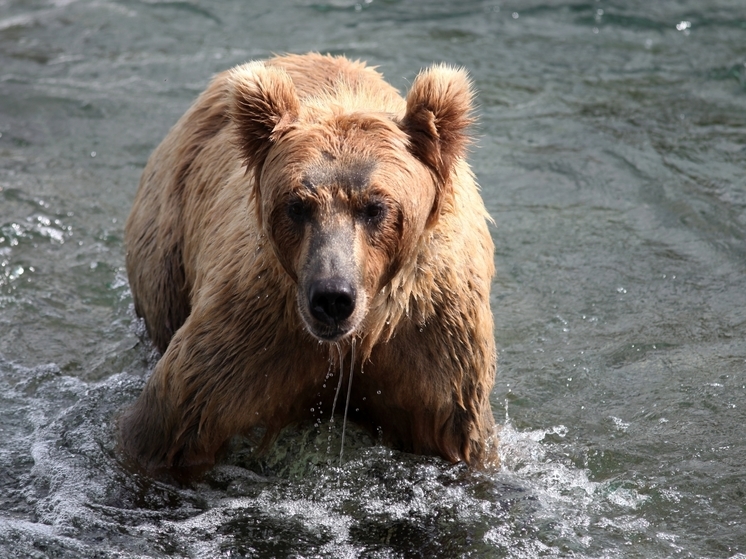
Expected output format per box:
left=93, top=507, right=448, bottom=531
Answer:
left=302, top=311, right=358, bottom=342
left=312, top=324, right=354, bottom=342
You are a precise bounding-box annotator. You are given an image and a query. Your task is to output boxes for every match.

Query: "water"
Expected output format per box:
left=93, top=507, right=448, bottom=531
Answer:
left=1, top=0, right=745, bottom=557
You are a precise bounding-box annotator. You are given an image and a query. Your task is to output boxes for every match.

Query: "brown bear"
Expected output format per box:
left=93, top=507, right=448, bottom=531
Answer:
left=120, top=53, right=497, bottom=481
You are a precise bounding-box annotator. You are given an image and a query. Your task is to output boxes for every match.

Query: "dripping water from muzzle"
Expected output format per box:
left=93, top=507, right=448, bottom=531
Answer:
left=340, top=338, right=355, bottom=467
left=330, top=339, right=355, bottom=468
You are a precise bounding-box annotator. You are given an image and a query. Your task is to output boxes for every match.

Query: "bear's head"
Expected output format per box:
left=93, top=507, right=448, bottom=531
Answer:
left=230, top=61, right=474, bottom=342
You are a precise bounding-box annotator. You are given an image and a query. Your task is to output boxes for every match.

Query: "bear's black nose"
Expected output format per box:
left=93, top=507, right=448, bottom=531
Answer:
left=308, top=278, right=356, bottom=324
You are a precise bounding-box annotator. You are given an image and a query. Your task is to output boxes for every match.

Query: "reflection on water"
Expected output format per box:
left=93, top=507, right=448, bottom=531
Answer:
left=1, top=0, right=745, bottom=557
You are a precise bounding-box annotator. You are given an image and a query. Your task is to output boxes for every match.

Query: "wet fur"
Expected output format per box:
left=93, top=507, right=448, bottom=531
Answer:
left=120, top=53, right=497, bottom=481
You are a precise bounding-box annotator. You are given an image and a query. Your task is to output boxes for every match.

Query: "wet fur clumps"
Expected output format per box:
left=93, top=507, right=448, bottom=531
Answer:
left=119, top=53, right=498, bottom=482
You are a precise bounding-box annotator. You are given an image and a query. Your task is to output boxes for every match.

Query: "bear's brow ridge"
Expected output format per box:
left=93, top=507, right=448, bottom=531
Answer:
left=302, top=158, right=376, bottom=193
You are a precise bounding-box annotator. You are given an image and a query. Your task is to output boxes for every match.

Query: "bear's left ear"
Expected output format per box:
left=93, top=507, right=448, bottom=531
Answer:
left=400, top=65, right=475, bottom=225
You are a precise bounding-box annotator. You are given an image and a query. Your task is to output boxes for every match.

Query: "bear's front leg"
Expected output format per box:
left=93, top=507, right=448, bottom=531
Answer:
left=118, top=332, right=231, bottom=480
left=118, top=305, right=283, bottom=481
left=359, top=302, right=499, bottom=468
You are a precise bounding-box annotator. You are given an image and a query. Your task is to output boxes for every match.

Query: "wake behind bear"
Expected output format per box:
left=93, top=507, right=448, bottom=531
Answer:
left=119, top=53, right=498, bottom=482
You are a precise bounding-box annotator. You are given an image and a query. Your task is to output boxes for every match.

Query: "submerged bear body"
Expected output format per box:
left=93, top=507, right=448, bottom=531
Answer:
left=120, top=53, right=497, bottom=480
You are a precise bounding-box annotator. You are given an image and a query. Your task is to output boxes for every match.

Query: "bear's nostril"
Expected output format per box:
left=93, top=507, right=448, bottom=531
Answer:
left=309, top=279, right=356, bottom=324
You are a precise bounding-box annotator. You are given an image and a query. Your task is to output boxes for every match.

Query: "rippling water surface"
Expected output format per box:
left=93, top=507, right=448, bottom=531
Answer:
left=1, top=1, right=745, bottom=557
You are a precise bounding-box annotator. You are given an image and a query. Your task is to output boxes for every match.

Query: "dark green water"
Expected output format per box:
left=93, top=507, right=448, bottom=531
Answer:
left=1, top=1, right=745, bottom=557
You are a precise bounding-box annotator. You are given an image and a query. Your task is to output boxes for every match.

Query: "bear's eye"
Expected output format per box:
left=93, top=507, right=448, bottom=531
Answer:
left=361, top=202, right=386, bottom=226
left=287, top=200, right=310, bottom=224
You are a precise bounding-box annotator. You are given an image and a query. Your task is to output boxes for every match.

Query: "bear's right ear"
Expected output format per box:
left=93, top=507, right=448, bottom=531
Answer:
left=229, top=61, right=300, bottom=178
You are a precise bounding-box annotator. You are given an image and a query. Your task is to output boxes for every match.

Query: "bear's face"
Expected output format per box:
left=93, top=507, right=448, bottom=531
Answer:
left=230, top=61, right=474, bottom=342
left=262, top=119, right=435, bottom=341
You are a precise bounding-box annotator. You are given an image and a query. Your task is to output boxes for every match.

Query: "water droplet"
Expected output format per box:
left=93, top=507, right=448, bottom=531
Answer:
left=376, top=390, right=381, bottom=395
left=310, top=408, right=314, bottom=412
left=90, top=151, right=96, bottom=157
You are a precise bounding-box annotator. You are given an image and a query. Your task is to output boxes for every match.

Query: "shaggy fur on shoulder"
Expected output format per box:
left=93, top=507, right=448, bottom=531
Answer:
left=120, top=53, right=497, bottom=481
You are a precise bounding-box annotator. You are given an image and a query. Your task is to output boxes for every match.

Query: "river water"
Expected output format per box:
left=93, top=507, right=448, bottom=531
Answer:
left=1, top=0, right=745, bottom=557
